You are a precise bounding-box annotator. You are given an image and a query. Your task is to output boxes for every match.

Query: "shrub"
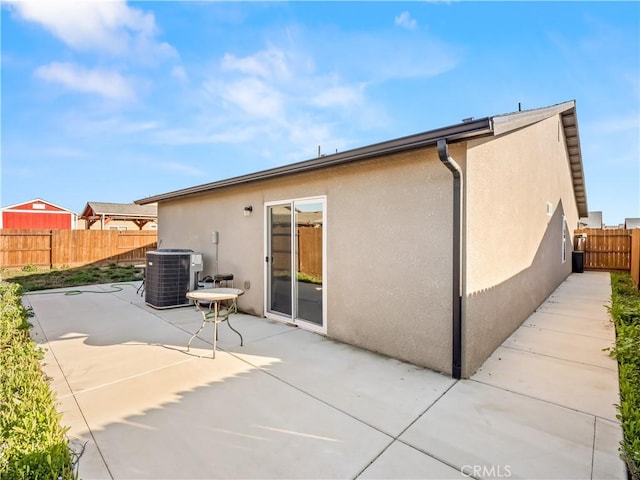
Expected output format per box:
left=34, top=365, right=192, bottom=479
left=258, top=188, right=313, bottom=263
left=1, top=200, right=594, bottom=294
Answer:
left=609, top=272, right=640, bottom=479
left=0, top=282, right=74, bottom=479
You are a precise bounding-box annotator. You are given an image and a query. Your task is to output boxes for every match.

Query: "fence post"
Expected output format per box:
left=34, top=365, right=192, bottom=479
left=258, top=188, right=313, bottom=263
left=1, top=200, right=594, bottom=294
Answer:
left=631, top=229, right=640, bottom=290
left=49, top=230, right=54, bottom=269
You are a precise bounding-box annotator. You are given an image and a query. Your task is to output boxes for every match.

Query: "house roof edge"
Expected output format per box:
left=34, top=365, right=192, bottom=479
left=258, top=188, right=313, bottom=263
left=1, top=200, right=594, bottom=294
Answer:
left=1, top=198, right=76, bottom=214
left=135, top=100, right=588, bottom=218
left=135, top=117, right=493, bottom=205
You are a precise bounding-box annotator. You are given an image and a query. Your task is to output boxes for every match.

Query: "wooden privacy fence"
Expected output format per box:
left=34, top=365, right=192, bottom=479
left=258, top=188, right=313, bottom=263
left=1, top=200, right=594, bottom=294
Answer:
left=0, top=229, right=158, bottom=269
left=270, top=225, right=323, bottom=279
left=574, top=228, right=640, bottom=288
left=297, top=226, right=322, bottom=278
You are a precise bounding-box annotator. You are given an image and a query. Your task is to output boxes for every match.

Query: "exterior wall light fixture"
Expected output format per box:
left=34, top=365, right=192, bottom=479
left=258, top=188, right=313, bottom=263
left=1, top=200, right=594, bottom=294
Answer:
left=243, top=206, right=253, bottom=216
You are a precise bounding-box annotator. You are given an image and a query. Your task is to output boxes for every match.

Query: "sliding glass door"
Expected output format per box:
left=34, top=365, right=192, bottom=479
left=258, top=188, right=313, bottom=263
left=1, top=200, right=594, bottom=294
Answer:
left=266, top=197, right=325, bottom=332
left=267, top=203, right=293, bottom=317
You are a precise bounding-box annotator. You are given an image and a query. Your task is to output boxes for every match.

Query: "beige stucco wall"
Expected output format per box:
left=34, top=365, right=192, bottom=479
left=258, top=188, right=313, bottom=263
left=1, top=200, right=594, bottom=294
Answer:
left=463, top=115, right=580, bottom=376
left=157, top=147, right=458, bottom=374
left=155, top=115, right=582, bottom=377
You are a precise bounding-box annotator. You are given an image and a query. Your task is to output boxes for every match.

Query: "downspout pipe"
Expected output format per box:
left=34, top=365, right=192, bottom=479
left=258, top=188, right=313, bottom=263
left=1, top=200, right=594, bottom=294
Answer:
left=437, top=139, right=463, bottom=380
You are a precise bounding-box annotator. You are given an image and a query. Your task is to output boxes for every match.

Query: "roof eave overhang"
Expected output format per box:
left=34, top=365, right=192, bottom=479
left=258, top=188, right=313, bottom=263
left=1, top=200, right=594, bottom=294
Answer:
left=135, top=100, right=588, bottom=219
left=92, top=212, right=157, bottom=218
left=135, top=118, right=493, bottom=205
left=560, top=107, right=589, bottom=218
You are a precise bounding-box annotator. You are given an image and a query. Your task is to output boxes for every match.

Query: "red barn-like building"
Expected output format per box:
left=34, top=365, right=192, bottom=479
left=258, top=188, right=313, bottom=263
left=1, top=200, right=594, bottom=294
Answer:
left=1, top=198, right=76, bottom=229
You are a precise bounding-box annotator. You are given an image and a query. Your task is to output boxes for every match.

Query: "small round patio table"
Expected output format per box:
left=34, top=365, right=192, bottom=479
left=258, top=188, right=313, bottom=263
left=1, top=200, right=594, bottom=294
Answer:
left=186, top=288, right=244, bottom=358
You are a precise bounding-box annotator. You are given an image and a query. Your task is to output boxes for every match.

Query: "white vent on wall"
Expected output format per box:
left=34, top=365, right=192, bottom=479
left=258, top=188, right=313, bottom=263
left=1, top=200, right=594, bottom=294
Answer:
left=32, top=203, right=45, bottom=210
left=546, top=202, right=554, bottom=216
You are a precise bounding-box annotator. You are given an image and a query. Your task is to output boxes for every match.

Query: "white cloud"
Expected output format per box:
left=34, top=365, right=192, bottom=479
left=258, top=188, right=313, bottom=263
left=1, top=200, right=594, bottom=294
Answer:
left=35, top=62, right=135, bottom=100
left=119, top=121, right=160, bottom=134
left=586, top=113, right=640, bottom=134
left=150, top=124, right=262, bottom=146
left=174, top=25, right=459, bottom=159
left=217, top=77, right=285, bottom=120
left=307, top=28, right=459, bottom=83
left=45, top=147, right=87, bottom=158
left=160, top=161, right=205, bottom=176
left=221, top=47, right=291, bottom=80
left=310, top=84, right=365, bottom=109
left=5, top=0, right=176, bottom=59
left=212, top=45, right=367, bottom=123
left=171, top=65, right=188, bottom=83
left=395, top=11, right=417, bottom=30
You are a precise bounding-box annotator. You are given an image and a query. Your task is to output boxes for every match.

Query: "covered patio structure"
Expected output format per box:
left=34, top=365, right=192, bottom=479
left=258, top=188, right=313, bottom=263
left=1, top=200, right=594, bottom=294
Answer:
left=79, top=202, right=157, bottom=230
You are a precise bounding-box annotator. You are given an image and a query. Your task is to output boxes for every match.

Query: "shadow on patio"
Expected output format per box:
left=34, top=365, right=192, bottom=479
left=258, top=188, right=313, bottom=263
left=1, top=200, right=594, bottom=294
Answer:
left=24, top=283, right=456, bottom=479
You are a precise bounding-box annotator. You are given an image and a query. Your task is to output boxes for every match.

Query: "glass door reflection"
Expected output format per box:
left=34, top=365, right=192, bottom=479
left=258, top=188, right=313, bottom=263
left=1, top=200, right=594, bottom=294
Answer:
left=294, top=201, right=323, bottom=326
left=268, top=204, right=292, bottom=317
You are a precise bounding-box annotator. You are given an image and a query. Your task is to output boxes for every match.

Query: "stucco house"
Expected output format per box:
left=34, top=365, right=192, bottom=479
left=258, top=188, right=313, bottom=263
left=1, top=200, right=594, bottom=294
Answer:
left=625, top=218, right=640, bottom=229
left=579, top=211, right=603, bottom=229
left=136, top=100, right=588, bottom=378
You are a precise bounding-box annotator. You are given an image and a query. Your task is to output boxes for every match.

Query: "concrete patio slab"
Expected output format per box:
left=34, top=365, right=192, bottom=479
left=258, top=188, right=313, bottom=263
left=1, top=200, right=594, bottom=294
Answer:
left=400, top=381, right=596, bottom=480
left=359, top=441, right=464, bottom=479
left=72, top=354, right=392, bottom=479
left=56, top=394, right=111, bottom=479
left=536, top=301, right=612, bottom=320
left=226, top=327, right=456, bottom=437
left=593, top=418, right=627, bottom=480
left=27, top=298, right=213, bottom=393
left=542, top=289, right=610, bottom=305
left=174, top=312, right=299, bottom=350
left=473, top=346, right=619, bottom=421
left=22, top=271, right=626, bottom=479
left=501, top=324, right=617, bottom=369
left=522, top=310, right=615, bottom=339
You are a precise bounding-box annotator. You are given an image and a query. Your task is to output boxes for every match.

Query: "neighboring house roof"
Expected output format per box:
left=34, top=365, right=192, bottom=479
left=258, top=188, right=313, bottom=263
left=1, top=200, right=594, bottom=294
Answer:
left=625, top=218, right=640, bottom=229
left=579, top=211, right=603, bottom=229
left=2, top=198, right=76, bottom=214
left=136, top=100, right=588, bottom=216
left=80, top=202, right=157, bottom=229
left=80, top=202, right=157, bottom=220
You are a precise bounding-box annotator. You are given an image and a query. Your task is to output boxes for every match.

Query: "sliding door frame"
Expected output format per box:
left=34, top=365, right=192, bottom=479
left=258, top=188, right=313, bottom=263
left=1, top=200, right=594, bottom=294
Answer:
left=264, top=196, right=327, bottom=334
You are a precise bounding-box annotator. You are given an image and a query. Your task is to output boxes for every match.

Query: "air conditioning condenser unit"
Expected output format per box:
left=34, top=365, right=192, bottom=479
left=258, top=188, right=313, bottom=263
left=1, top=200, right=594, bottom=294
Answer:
left=145, top=249, right=203, bottom=309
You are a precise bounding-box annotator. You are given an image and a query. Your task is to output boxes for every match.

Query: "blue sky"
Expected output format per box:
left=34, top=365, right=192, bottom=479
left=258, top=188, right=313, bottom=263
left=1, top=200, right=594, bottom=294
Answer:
left=1, top=1, right=638, bottom=226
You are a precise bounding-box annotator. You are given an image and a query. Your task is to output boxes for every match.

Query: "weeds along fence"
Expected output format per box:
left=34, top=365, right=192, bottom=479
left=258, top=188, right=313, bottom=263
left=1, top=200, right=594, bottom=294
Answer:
left=0, top=229, right=158, bottom=269
left=575, top=228, right=640, bottom=289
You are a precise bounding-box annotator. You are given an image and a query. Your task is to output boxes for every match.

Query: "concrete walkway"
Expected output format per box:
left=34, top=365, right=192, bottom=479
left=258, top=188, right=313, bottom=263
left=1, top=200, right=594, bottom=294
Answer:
left=24, top=271, right=626, bottom=479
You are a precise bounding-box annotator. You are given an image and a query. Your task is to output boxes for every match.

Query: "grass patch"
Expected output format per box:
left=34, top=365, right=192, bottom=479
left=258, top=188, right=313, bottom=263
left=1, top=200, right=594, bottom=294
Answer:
left=296, top=272, right=322, bottom=285
left=609, top=272, right=640, bottom=479
left=271, top=272, right=323, bottom=285
left=0, top=282, right=75, bottom=478
left=2, top=264, right=143, bottom=292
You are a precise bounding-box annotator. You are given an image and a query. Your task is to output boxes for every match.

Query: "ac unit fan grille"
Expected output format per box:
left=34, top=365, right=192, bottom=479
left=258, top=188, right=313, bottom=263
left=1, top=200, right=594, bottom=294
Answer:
left=145, top=250, right=201, bottom=309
